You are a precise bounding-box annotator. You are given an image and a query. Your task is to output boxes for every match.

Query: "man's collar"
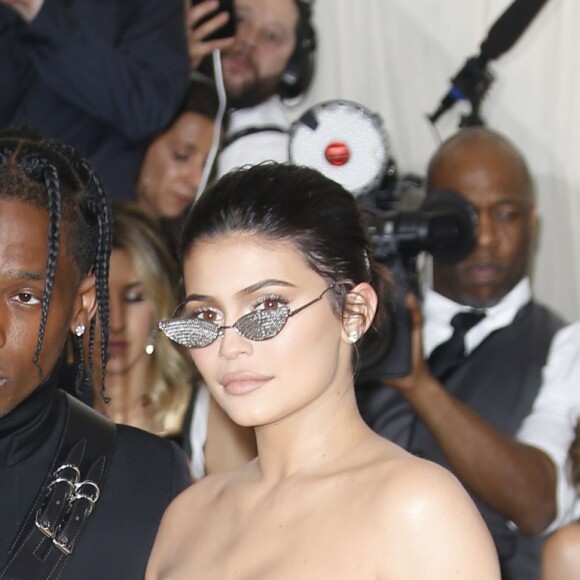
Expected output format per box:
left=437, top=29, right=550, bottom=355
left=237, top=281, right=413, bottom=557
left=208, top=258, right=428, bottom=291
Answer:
left=423, top=277, right=532, bottom=356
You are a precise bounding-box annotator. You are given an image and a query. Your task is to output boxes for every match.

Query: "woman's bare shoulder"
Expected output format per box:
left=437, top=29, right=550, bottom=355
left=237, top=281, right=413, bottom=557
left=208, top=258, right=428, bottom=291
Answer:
left=170, top=460, right=249, bottom=512
left=146, top=465, right=252, bottom=579
left=359, top=442, right=501, bottom=579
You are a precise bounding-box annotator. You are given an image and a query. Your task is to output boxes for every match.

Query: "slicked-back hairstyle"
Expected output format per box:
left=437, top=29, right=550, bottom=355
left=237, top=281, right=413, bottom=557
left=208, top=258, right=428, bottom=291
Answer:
left=180, top=162, right=392, bottom=338
left=0, top=126, right=112, bottom=396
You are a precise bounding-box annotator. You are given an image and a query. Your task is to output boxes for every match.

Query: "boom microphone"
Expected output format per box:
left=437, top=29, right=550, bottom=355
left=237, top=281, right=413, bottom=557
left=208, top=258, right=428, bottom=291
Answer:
left=428, top=0, right=550, bottom=125
left=480, top=0, right=549, bottom=62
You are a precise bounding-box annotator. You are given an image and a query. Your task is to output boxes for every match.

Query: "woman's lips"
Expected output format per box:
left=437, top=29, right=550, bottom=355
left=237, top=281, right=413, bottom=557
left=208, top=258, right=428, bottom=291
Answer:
left=220, top=372, right=272, bottom=396
left=107, top=341, right=127, bottom=356
left=172, top=192, right=193, bottom=208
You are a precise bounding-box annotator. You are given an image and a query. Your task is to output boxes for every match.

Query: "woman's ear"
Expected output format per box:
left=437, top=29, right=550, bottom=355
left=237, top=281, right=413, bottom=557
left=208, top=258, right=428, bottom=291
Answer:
left=69, top=273, right=97, bottom=334
left=341, top=282, right=378, bottom=344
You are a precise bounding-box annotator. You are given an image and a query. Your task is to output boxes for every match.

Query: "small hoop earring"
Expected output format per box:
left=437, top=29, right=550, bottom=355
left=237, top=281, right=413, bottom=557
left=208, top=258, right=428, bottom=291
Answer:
left=74, top=324, right=86, bottom=337
left=348, top=330, right=359, bottom=344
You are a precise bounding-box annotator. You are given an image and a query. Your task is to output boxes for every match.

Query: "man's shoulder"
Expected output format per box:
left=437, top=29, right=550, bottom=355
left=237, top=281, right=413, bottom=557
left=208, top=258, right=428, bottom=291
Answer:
left=57, top=399, right=192, bottom=496
left=522, top=299, right=567, bottom=332
left=228, top=96, right=289, bottom=129
left=112, top=424, right=191, bottom=492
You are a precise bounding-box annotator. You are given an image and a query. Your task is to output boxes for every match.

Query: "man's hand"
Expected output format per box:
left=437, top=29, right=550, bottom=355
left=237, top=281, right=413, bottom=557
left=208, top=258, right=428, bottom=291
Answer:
left=0, top=0, right=44, bottom=21
left=386, top=292, right=439, bottom=397
left=186, top=0, right=235, bottom=70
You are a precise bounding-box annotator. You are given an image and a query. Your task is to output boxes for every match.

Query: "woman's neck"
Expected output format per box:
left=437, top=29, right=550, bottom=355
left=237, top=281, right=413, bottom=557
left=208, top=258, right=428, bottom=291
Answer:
left=96, top=359, right=156, bottom=431
left=253, top=379, right=371, bottom=482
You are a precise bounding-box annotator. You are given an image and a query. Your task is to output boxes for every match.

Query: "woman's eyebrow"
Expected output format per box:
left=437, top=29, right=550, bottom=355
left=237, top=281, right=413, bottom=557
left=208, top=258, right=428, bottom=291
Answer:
left=236, top=279, right=295, bottom=297
left=184, top=279, right=296, bottom=304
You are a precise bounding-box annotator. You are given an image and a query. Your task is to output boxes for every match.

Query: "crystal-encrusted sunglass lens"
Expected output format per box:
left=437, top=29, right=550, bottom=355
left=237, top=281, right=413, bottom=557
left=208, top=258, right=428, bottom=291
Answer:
left=232, top=307, right=290, bottom=341
left=158, top=317, right=220, bottom=348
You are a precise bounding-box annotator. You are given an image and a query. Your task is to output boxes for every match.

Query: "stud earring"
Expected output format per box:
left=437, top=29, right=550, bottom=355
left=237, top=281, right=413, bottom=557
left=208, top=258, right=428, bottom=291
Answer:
left=348, top=330, right=359, bottom=344
left=74, top=324, right=86, bottom=337
left=145, top=335, right=155, bottom=355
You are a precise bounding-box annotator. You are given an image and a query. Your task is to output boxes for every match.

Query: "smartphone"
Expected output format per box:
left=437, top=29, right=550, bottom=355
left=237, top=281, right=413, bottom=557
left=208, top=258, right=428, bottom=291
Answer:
left=192, top=0, right=237, bottom=41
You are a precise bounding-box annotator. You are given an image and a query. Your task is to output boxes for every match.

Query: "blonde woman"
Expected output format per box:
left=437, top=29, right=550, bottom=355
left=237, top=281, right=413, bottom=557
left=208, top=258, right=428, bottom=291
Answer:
left=94, top=200, right=193, bottom=437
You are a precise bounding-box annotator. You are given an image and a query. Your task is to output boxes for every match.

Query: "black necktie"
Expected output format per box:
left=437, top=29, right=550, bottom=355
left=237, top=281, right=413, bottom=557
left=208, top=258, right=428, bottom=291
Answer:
left=428, top=310, right=486, bottom=380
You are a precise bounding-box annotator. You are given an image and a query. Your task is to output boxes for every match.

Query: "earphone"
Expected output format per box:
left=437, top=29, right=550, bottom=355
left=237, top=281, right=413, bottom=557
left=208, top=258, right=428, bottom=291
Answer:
left=279, top=0, right=317, bottom=100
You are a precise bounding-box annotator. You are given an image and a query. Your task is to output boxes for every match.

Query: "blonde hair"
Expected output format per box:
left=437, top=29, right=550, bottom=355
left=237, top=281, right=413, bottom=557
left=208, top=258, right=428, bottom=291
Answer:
left=111, top=201, right=193, bottom=434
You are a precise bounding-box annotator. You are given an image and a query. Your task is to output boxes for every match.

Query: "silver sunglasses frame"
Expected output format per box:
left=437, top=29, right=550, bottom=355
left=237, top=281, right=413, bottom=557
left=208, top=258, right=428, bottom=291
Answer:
left=159, top=285, right=334, bottom=348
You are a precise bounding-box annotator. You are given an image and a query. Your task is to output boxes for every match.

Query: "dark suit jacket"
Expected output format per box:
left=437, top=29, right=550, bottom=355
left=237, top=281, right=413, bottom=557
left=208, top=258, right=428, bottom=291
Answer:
left=0, top=383, right=192, bottom=579
left=0, top=0, right=189, bottom=200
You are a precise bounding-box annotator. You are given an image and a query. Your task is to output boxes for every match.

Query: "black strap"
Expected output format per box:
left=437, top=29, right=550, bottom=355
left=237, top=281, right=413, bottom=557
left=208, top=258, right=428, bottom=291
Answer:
left=221, top=125, right=288, bottom=151
left=0, top=393, right=116, bottom=580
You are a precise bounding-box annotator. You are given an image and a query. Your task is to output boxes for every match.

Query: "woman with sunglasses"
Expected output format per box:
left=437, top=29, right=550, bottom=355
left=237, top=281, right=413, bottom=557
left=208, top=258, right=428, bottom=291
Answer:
left=146, top=162, right=500, bottom=579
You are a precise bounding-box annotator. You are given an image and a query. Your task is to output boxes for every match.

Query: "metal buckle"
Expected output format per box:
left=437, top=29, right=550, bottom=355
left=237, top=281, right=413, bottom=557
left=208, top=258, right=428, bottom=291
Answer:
left=51, top=480, right=101, bottom=555
left=70, top=480, right=101, bottom=516
left=53, top=537, right=73, bottom=556
left=34, top=464, right=82, bottom=538
left=35, top=518, right=54, bottom=539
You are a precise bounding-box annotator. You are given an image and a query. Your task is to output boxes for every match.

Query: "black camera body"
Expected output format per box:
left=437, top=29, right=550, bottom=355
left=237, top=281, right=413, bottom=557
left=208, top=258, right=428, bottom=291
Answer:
left=358, top=188, right=478, bottom=381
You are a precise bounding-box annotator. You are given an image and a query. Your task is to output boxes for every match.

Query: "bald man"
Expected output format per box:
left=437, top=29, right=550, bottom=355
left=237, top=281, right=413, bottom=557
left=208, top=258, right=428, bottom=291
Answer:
left=357, top=127, right=566, bottom=580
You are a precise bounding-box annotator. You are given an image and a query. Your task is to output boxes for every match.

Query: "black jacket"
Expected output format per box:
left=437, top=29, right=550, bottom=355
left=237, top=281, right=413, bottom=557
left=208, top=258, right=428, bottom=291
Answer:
left=0, top=380, right=192, bottom=579
left=0, top=0, right=189, bottom=200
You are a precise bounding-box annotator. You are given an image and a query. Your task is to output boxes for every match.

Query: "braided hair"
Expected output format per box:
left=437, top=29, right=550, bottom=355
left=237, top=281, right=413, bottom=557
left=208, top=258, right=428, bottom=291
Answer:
left=0, top=126, right=112, bottom=398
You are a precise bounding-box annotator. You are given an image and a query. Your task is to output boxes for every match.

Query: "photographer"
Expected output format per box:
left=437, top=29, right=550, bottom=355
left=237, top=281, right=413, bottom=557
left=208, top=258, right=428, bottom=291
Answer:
left=357, top=126, right=565, bottom=580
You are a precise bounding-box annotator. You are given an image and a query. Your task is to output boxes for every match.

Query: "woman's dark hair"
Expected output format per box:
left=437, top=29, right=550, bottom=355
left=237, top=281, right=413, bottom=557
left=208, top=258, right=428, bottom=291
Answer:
left=180, top=162, right=393, bottom=337
left=168, top=74, right=227, bottom=128
left=0, top=126, right=111, bottom=396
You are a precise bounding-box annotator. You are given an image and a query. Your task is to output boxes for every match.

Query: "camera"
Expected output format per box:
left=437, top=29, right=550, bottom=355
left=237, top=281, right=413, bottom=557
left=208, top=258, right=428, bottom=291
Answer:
left=288, top=99, right=479, bottom=379
left=358, top=187, right=478, bottom=380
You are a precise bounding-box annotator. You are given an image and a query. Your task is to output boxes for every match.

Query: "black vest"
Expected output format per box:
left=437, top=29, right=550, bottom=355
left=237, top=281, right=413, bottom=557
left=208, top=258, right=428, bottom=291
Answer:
left=356, top=300, right=565, bottom=580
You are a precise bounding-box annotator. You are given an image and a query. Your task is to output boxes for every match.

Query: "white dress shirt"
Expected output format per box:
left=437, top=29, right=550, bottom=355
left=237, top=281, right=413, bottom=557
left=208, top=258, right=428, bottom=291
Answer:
left=517, top=320, right=580, bottom=530
left=423, top=277, right=533, bottom=358
left=217, top=96, right=290, bottom=178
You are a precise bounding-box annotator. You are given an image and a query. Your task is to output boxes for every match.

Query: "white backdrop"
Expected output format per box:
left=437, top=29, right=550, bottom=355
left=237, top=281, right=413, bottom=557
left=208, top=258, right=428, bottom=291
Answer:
left=291, top=0, right=580, bottom=323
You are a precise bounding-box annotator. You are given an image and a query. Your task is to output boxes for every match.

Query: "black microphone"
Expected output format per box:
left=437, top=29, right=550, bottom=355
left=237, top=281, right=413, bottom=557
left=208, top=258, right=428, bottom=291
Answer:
left=428, top=0, right=550, bottom=125
left=428, top=56, right=493, bottom=125
left=480, top=0, right=549, bottom=62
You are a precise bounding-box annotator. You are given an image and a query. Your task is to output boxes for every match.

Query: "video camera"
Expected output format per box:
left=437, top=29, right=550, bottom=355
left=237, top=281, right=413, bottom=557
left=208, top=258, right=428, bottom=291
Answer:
left=359, top=188, right=477, bottom=379
left=289, top=100, right=478, bottom=379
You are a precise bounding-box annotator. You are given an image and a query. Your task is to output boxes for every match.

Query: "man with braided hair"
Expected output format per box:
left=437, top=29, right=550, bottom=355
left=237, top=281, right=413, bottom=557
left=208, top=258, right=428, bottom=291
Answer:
left=0, top=127, right=191, bottom=579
